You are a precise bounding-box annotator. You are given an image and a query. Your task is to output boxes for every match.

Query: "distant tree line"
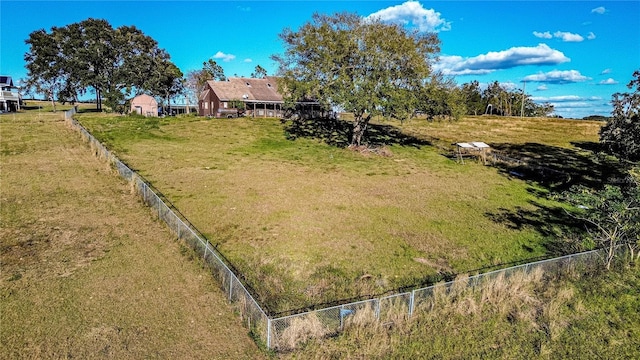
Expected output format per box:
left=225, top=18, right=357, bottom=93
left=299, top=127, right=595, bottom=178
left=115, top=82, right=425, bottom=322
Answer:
left=23, top=18, right=183, bottom=112
left=450, top=80, right=554, bottom=118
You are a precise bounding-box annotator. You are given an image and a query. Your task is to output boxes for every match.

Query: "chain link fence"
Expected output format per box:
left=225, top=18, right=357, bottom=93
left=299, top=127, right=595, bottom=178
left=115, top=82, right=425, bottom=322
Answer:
left=64, top=113, right=269, bottom=345
left=268, top=249, right=605, bottom=349
left=64, top=110, right=610, bottom=351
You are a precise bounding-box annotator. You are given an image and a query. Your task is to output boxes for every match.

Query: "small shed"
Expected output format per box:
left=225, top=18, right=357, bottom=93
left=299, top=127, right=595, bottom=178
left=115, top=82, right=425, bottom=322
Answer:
left=130, top=94, right=158, bottom=117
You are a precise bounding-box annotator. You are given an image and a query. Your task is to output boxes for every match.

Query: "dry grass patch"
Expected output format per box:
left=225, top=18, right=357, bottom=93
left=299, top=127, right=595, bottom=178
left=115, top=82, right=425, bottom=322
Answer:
left=398, top=115, right=602, bottom=149
left=283, top=265, right=585, bottom=358
left=1, top=111, right=264, bottom=359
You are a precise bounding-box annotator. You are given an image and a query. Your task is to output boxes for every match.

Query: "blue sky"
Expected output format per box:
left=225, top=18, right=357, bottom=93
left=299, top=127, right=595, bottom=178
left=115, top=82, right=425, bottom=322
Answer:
left=1, top=1, right=638, bottom=118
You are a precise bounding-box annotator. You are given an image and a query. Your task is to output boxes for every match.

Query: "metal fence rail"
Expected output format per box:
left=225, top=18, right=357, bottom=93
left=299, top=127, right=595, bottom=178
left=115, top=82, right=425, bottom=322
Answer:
left=64, top=111, right=610, bottom=351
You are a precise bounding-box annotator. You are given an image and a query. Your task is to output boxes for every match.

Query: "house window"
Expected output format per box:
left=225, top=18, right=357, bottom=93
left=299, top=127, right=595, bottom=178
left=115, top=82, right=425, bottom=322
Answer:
left=223, top=102, right=228, bottom=108
left=204, top=102, right=208, bottom=109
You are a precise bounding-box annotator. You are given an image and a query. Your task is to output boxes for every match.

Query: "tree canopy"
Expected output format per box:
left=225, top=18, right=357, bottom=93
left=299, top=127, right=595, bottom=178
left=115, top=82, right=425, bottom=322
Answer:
left=251, top=65, right=268, bottom=79
left=273, top=12, right=440, bottom=146
left=600, top=69, right=640, bottom=162
left=24, top=18, right=182, bottom=111
left=458, top=80, right=554, bottom=117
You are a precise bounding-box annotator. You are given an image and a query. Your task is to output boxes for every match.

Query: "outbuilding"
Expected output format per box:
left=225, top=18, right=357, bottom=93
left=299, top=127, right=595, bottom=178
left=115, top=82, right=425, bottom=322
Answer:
left=130, top=94, right=158, bottom=117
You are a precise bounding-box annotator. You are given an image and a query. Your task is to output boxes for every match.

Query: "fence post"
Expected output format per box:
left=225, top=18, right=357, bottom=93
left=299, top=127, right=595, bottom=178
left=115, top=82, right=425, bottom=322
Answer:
left=142, top=183, right=148, bottom=205
left=408, top=290, right=415, bottom=317
left=157, top=194, right=161, bottom=219
left=202, top=242, right=208, bottom=262
left=229, top=271, right=234, bottom=300
left=266, top=318, right=272, bottom=350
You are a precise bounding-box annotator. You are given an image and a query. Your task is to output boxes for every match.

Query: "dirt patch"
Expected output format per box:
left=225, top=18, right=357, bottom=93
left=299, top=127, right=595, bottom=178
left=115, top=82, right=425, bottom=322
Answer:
left=413, top=257, right=453, bottom=273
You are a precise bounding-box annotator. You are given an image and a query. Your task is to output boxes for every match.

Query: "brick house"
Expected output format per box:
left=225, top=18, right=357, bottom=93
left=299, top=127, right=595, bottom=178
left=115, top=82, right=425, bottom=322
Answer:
left=199, top=77, right=285, bottom=118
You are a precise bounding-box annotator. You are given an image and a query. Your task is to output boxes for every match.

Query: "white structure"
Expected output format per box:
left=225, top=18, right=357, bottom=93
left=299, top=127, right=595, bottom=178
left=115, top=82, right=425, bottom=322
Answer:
left=456, top=141, right=491, bottom=164
left=0, top=76, right=22, bottom=112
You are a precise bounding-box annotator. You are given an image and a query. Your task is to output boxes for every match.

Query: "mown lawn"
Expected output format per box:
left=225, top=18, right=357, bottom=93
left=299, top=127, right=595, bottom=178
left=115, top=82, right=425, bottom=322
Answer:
left=0, top=109, right=265, bottom=359
left=77, top=112, right=605, bottom=313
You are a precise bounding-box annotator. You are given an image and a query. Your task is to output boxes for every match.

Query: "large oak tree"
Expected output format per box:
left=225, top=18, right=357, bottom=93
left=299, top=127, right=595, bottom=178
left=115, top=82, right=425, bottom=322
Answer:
left=272, top=12, right=440, bottom=146
left=24, top=18, right=182, bottom=111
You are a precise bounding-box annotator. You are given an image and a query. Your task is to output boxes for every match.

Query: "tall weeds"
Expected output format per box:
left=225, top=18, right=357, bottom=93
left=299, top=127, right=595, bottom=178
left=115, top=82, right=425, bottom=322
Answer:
left=283, top=266, right=584, bottom=358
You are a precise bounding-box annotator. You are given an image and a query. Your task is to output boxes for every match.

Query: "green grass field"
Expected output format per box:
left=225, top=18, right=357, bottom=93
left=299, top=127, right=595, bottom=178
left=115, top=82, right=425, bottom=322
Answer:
left=76, top=112, right=607, bottom=313
left=3, top=105, right=637, bottom=359
left=0, top=109, right=265, bottom=358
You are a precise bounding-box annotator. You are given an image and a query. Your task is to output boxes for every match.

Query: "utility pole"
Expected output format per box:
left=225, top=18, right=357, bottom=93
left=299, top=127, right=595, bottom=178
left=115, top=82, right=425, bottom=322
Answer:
left=520, top=81, right=526, bottom=118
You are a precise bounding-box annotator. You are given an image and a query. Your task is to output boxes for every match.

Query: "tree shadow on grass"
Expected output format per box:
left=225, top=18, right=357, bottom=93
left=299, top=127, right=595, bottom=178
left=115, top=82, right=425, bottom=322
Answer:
left=283, top=117, right=431, bottom=148
left=486, top=199, right=588, bottom=256
left=490, top=142, right=626, bottom=192
left=486, top=141, right=630, bottom=255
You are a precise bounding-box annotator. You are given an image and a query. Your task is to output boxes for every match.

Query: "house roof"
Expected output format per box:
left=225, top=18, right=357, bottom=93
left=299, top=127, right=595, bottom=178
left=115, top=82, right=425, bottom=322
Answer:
left=0, top=76, right=14, bottom=87
left=205, top=76, right=283, bottom=103
left=131, top=94, right=157, bottom=106
left=199, top=88, right=210, bottom=101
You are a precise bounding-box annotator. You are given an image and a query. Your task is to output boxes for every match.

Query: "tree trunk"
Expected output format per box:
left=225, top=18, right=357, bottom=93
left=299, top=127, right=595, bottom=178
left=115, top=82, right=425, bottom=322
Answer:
left=606, top=238, right=617, bottom=271
left=50, top=91, right=56, bottom=112
left=350, top=114, right=371, bottom=147
left=95, top=89, right=102, bottom=111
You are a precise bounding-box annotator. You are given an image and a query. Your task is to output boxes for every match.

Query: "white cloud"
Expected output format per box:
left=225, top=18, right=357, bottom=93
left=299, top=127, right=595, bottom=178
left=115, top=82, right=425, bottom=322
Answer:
left=533, top=31, right=552, bottom=39
left=554, top=102, right=602, bottom=109
left=244, top=58, right=253, bottom=63
left=601, top=68, right=612, bottom=75
left=523, top=70, right=591, bottom=84
left=532, top=96, right=606, bottom=116
left=534, top=94, right=610, bottom=118
left=599, top=78, right=618, bottom=85
left=212, top=51, right=236, bottom=62
left=532, top=95, right=602, bottom=102
left=587, top=32, right=596, bottom=40
left=536, top=85, right=548, bottom=91
left=591, top=6, right=606, bottom=14
left=236, top=6, right=251, bottom=12
left=366, top=1, right=451, bottom=32
left=434, top=43, right=570, bottom=75
left=554, top=31, right=584, bottom=42
left=501, top=82, right=519, bottom=91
